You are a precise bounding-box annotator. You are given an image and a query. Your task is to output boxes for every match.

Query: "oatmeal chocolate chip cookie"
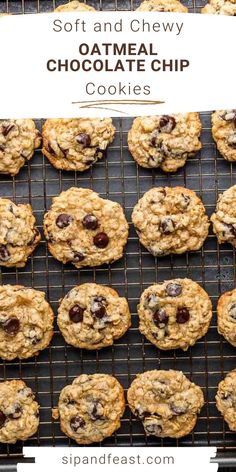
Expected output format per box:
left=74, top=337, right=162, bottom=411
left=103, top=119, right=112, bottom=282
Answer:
left=54, top=1, right=96, bottom=11
left=42, top=118, right=115, bottom=172
left=53, top=374, right=125, bottom=444
left=132, top=187, right=209, bottom=257
left=0, top=120, right=41, bottom=176
left=127, top=370, right=204, bottom=438
left=202, top=0, right=236, bottom=15
left=0, top=198, right=41, bottom=267
left=211, top=185, right=236, bottom=247
left=0, top=285, right=54, bottom=360
left=136, top=0, right=188, bottom=12
left=128, top=114, right=202, bottom=172
left=211, top=110, right=236, bottom=161
left=0, top=380, right=39, bottom=443
left=43, top=187, right=128, bottom=268
left=58, top=283, right=131, bottom=350
left=217, top=288, right=236, bottom=347
left=138, top=279, right=212, bottom=351
left=216, top=369, right=236, bottom=431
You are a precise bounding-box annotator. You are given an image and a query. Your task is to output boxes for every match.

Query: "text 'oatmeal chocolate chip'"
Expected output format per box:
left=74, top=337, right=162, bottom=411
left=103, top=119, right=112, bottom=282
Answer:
left=56, top=214, right=73, bottom=229
left=166, top=282, right=182, bottom=297
left=0, top=245, right=10, bottom=261
left=159, top=115, right=176, bottom=133
left=2, top=317, right=20, bottom=336
left=76, top=133, right=91, bottom=148
left=176, top=307, right=190, bottom=324
left=93, top=232, right=109, bottom=248
left=82, top=214, right=99, bottom=230
left=69, top=305, right=85, bottom=323
left=70, top=415, right=85, bottom=432
left=153, top=309, right=169, bottom=327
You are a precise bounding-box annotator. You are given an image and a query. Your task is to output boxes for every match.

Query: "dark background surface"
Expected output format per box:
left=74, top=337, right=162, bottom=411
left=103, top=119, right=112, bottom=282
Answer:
left=0, top=0, right=236, bottom=467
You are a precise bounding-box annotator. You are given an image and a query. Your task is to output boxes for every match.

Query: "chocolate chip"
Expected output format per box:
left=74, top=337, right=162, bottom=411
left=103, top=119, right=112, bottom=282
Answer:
left=18, top=387, right=33, bottom=399
left=2, top=124, right=15, bottom=137
left=159, top=218, right=175, bottom=234
left=176, top=307, right=190, bottom=324
left=57, top=143, right=68, bottom=158
left=221, top=110, right=236, bottom=122
left=181, top=194, right=190, bottom=209
left=153, top=309, right=169, bottom=327
left=90, top=401, right=103, bottom=420
left=94, top=148, right=106, bottom=159
left=82, top=214, right=98, bottom=230
left=56, top=214, right=73, bottom=229
left=46, top=142, right=56, bottom=155
left=144, top=423, right=162, bottom=436
left=91, top=298, right=106, bottom=319
left=69, top=305, right=84, bottom=323
left=0, top=245, right=10, bottom=261
left=146, top=293, right=159, bottom=311
left=166, top=282, right=182, bottom=297
left=76, top=133, right=91, bottom=147
left=1, top=317, right=20, bottom=336
left=73, top=252, right=85, bottom=263
left=228, top=133, right=236, bottom=148
left=229, top=303, right=236, bottom=320
left=0, top=411, right=6, bottom=428
left=70, top=415, right=85, bottom=432
left=170, top=404, right=187, bottom=415
left=159, top=115, right=176, bottom=133
left=0, top=145, right=5, bottom=152
left=8, top=405, right=22, bottom=419
left=93, top=232, right=109, bottom=248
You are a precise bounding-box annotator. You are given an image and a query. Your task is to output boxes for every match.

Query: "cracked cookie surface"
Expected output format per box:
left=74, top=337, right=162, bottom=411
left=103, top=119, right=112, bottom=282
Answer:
left=132, top=187, right=209, bottom=256
left=127, top=370, right=204, bottom=438
left=216, top=369, right=236, bottom=431
left=53, top=374, right=125, bottom=444
left=202, top=0, right=236, bottom=15
left=43, top=187, right=128, bottom=268
left=211, top=185, right=236, bottom=247
left=54, top=1, right=95, bottom=11
left=58, top=283, right=131, bottom=350
left=42, top=118, right=115, bottom=172
left=0, top=285, right=54, bottom=360
left=128, top=114, right=201, bottom=172
left=138, top=279, right=212, bottom=351
left=0, top=120, right=41, bottom=176
left=211, top=110, right=236, bottom=161
left=217, top=288, right=236, bottom=347
left=0, top=380, right=39, bottom=443
left=136, top=0, right=188, bottom=11
left=0, top=198, right=41, bottom=267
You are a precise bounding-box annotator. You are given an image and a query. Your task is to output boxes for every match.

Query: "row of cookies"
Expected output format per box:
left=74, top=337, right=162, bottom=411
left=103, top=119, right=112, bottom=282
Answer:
left=1, top=279, right=236, bottom=360
left=1, top=0, right=235, bottom=16
left=0, top=111, right=235, bottom=177
left=1, top=368, right=236, bottom=444
left=1, top=185, right=236, bottom=269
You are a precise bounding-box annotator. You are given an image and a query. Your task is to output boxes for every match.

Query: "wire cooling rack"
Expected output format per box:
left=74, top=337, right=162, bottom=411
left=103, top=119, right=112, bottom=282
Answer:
left=0, top=0, right=236, bottom=467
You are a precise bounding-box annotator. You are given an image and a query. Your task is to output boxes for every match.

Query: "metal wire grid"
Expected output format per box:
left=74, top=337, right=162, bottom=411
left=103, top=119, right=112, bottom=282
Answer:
left=0, top=0, right=236, bottom=460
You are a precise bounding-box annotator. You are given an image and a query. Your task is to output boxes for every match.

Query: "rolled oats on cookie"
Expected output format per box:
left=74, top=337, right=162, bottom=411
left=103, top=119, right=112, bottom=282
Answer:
left=132, top=186, right=209, bottom=256
left=128, top=113, right=201, bottom=172
left=58, top=283, right=131, bottom=350
left=127, top=370, right=204, bottom=438
left=136, top=0, right=188, bottom=12
left=138, top=278, right=212, bottom=350
left=211, top=185, right=236, bottom=247
left=54, top=374, right=125, bottom=444
left=42, top=118, right=115, bottom=172
left=43, top=187, right=128, bottom=268
left=216, top=369, right=236, bottom=431
left=211, top=110, right=236, bottom=161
